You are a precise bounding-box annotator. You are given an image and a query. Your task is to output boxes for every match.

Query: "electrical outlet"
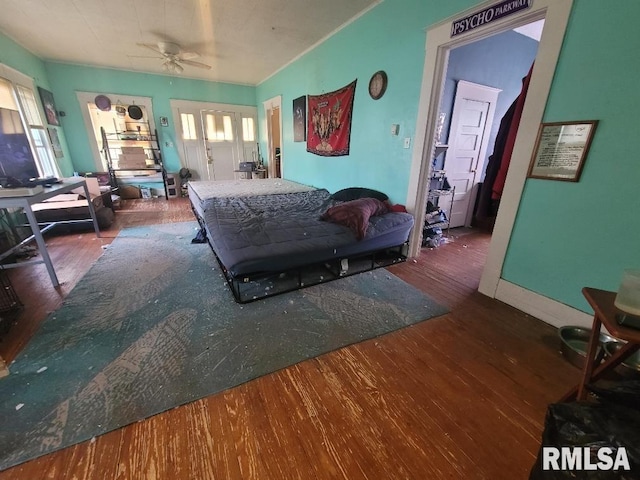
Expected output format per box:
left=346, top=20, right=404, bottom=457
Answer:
left=165, top=141, right=174, bottom=148
left=403, top=137, right=411, bottom=149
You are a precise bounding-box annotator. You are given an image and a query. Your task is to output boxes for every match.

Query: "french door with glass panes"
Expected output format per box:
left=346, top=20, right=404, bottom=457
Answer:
left=172, top=101, right=257, bottom=181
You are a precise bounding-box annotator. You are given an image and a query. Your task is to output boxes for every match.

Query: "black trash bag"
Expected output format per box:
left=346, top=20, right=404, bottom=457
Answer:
left=588, top=380, right=640, bottom=411
left=529, top=383, right=640, bottom=479
left=191, top=227, right=207, bottom=244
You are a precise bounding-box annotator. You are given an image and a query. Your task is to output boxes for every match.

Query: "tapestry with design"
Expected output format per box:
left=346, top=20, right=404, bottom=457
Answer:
left=306, top=80, right=356, bottom=157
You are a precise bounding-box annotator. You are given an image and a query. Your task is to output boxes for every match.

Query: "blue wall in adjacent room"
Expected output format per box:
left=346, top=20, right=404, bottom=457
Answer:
left=44, top=62, right=256, bottom=174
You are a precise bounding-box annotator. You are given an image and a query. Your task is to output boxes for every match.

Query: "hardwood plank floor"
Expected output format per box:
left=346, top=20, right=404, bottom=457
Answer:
left=0, top=201, right=580, bottom=479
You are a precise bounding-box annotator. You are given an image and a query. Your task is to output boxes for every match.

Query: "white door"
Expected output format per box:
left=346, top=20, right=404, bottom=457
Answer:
left=444, top=80, right=501, bottom=227
left=202, top=110, right=240, bottom=181
left=171, top=100, right=258, bottom=181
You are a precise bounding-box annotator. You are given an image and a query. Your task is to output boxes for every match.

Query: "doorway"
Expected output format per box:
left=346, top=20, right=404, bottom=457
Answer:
left=263, top=96, right=282, bottom=179
left=406, top=0, right=574, bottom=299
left=169, top=99, right=257, bottom=181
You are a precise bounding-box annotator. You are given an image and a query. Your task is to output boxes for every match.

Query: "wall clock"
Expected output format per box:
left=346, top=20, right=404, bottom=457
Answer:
left=368, top=70, right=388, bottom=100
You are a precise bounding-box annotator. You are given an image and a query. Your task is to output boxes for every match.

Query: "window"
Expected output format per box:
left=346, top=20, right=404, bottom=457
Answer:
left=204, top=112, right=234, bottom=142
left=0, top=76, right=59, bottom=179
left=242, top=117, right=255, bottom=142
left=181, top=113, right=197, bottom=140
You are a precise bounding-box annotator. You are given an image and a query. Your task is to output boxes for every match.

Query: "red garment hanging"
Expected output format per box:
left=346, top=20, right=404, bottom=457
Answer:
left=491, top=63, right=534, bottom=200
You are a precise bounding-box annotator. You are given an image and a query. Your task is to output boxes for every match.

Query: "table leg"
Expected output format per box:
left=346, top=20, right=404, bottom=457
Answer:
left=576, top=315, right=603, bottom=401
left=23, top=206, right=59, bottom=287
left=82, top=183, right=101, bottom=238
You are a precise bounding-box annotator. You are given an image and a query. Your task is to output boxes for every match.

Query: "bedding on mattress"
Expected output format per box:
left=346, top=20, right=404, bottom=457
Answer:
left=201, top=189, right=414, bottom=278
left=188, top=178, right=316, bottom=217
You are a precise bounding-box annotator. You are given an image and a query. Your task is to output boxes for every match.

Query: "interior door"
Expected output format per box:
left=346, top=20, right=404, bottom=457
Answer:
left=445, top=80, right=500, bottom=227
left=175, top=109, right=208, bottom=180
left=201, top=110, right=240, bottom=181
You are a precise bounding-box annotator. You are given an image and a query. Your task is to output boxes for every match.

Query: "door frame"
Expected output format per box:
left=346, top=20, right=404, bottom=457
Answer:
left=169, top=99, right=257, bottom=179
left=405, top=0, right=573, bottom=299
left=447, top=80, right=501, bottom=227
left=263, top=95, right=282, bottom=178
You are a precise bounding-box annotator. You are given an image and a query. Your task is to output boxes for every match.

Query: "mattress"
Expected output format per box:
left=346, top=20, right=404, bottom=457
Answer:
left=188, top=178, right=316, bottom=218
left=201, top=189, right=414, bottom=277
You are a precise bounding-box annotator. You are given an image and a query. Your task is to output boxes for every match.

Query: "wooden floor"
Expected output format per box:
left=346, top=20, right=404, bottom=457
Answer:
left=0, top=199, right=580, bottom=479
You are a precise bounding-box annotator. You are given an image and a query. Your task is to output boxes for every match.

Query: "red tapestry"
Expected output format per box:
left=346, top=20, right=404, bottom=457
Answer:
left=306, top=80, right=357, bottom=156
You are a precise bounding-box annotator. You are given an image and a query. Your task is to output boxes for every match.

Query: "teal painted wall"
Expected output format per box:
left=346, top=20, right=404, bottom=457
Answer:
left=256, top=0, right=477, bottom=203
left=257, top=0, right=640, bottom=314
left=501, top=0, right=640, bottom=312
left=0, top=33, right=74, bottom=175
left=4, top=0, right=639, bottom=315
left=44, top=62, right=256, bottom=175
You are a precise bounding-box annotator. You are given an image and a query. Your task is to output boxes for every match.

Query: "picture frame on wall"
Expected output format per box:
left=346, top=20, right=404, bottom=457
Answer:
left=37, top=87, right=60, bottom=126
left=47, top=127, right=63, bottom=158
left=527, top=120, right=598, bottom=182
left=293, top=95, right=306, bottom=142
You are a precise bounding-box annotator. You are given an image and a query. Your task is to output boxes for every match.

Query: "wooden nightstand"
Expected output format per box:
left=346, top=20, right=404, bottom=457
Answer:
left=561, top=287, right=640, bottom=402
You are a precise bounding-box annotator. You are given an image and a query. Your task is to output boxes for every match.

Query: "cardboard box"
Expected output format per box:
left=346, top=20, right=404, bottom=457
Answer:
left=121, top=146, right=145, bottom=155
left=118, top=153, right=148, bottom=169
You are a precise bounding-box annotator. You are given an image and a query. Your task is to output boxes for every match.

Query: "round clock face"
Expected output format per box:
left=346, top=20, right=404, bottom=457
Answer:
left=369, top=71, right=388, bottom=100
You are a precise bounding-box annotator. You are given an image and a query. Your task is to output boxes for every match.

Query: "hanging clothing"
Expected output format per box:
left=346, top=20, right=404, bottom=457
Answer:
left=475, top=99, right=518, bottom=221
left=491, top=63, right=534, bottom=200
left=474, top=63, right=534, bottom=226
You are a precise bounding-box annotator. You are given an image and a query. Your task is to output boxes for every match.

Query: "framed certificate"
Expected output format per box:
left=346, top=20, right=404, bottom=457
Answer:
left=527, top=120, right=598, bottom=182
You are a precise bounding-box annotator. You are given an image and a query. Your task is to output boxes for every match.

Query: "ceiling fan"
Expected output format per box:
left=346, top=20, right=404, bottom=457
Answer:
left=134, top=42, right=212, bottom=73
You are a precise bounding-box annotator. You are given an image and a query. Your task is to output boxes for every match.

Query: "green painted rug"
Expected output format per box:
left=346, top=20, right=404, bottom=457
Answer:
left=0, top=221, right=447, bottom=471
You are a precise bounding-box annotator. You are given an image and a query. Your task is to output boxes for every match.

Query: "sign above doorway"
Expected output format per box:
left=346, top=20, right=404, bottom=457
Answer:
left=451, top=0, right=532, bottom=37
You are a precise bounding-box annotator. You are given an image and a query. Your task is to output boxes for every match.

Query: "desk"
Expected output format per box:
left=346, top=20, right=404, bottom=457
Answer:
left=0, top=178, right=101, bottom=287
left=561, top=287, right=640, bottom=401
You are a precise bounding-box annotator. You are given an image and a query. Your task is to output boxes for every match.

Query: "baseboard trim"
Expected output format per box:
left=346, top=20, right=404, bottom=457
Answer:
left=495, top=280, right=593, bottom=329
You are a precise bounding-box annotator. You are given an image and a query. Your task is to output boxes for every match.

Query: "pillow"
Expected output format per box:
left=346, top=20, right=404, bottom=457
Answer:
left=321, top=198, right=388, bottom=240
left=330, top=187, right=388, bottom=202
left=384, top=201, right=408, bottom=213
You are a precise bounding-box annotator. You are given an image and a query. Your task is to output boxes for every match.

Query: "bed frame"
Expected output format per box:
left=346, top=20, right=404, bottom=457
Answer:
left=189, top=179, right=409, bottom=303
left=191, top=207, right=408, bottom=303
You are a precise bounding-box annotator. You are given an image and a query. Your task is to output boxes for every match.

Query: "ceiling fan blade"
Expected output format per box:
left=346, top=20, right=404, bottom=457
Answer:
left=180, top=59, right=212, bottom=70
left=179, top=51, right=200, bottom=60
left=127, top=54, right=164, bottom=59
left=137, top=43, right=163, bottom=55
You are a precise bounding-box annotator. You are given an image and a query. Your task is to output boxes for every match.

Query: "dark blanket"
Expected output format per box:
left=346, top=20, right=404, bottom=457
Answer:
left=201, top=189, right=413, bottom=277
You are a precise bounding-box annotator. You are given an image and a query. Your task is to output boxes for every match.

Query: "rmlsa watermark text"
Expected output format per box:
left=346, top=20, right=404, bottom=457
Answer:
left=543, top=447, right=630, bottom=472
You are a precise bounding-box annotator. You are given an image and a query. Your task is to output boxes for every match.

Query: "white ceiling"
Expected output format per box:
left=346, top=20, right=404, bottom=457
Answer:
left=0, top=0, right=379, bottom=85
left=513, top=19, right=545, bottom=42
